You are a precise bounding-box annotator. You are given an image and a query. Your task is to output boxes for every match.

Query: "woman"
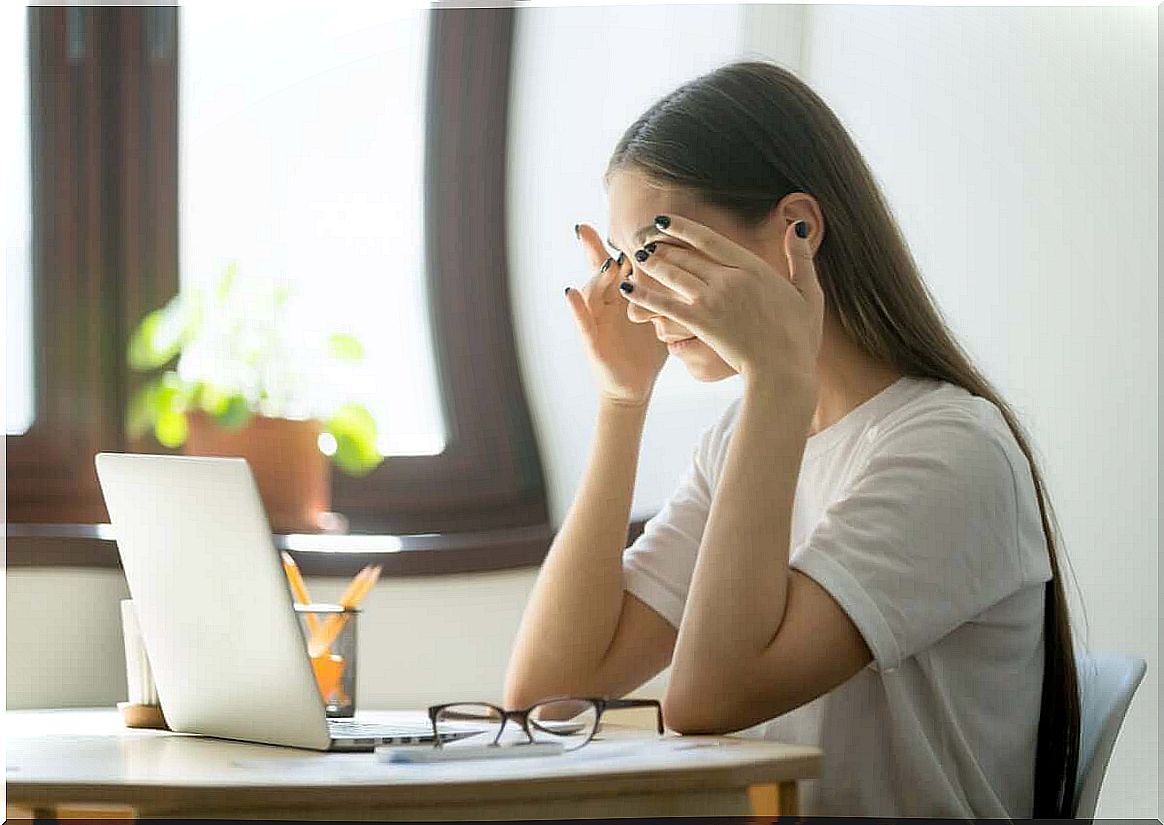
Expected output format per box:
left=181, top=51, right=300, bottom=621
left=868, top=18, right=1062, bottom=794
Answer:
left=503, top=60, right=1079, bottom=819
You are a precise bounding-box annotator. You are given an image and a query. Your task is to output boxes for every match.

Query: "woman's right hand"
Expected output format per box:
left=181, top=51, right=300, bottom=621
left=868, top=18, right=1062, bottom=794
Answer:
left=566, top=224, right=669, bottom=407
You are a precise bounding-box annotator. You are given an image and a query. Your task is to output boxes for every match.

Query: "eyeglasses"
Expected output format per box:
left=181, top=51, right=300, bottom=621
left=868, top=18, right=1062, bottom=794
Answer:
left=427, top=697, right=664, bottom=752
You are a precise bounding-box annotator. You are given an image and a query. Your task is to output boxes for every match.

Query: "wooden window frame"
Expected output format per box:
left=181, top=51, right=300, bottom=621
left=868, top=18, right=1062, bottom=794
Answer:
left=5, top=6, right=575, bottom=576
left=332, top=7, right=547, bottom=537
left=5, top=6, right=179, bottom=525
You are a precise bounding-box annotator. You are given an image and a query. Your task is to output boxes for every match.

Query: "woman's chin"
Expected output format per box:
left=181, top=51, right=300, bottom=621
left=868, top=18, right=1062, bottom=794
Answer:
left=674, top=342, right=736, bottom=382
left=688, top=364, right=737, bottom=382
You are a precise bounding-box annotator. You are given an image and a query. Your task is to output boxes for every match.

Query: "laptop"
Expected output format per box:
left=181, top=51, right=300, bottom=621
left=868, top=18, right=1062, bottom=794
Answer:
left=94, top=452, right=486, bottom=751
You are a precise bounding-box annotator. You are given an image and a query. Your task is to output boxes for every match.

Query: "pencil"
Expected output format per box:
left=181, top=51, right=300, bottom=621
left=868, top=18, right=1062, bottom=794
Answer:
left=346, top=564, right=382, bottom=608
left=338, top=564, right=374, bottom=607
left=308, top=564, right=382, bottom=658
left=306, top=564, right=371, bottom=656
left=281, top=551, right=321, bottom=635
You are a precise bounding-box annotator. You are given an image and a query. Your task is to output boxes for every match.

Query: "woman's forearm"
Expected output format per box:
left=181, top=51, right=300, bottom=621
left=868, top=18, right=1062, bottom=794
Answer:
left=666, top=380, right=809, bottom=710
left=503, top=398, right=649, bottom=707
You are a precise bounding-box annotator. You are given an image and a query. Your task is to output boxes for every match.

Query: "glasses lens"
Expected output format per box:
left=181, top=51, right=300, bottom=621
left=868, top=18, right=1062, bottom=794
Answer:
left=528, top=700, right=599, bottom=751
left=433, top=703, right=504, bottom=748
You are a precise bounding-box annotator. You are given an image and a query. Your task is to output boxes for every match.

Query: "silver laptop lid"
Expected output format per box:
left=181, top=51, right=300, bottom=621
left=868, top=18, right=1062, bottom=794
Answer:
left=95, top=452, right=331, bottom=750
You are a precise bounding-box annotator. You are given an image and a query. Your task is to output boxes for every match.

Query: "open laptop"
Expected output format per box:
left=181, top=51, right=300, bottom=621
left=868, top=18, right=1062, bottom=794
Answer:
left=95, top=452, right=486, bottom=751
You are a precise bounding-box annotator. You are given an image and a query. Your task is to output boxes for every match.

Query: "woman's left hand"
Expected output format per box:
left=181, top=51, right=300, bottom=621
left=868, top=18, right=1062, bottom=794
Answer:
left=621, top=214, right=825, bottom=395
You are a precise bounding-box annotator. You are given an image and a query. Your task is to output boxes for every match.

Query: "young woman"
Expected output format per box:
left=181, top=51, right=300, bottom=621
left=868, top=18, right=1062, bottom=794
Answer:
left=503, top=60, right=1079, bottom=819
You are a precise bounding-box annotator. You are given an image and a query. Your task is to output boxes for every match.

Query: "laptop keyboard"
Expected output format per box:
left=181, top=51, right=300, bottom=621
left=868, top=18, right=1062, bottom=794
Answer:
left=328, top=719, right=433, bottom=736
left=327, top=718, right=485, bottom=744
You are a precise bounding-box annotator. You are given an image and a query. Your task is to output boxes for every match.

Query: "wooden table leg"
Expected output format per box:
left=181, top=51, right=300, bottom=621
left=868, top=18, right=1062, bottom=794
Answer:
left=775, top=780, right=798, bottom=815
left=19, top=804, right=138, bottom=823
left=747, top=781, right=799, bottom=816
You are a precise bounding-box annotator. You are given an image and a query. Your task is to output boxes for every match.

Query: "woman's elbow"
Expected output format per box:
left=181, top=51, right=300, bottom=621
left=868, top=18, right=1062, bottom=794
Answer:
left=503, top=681, right=544, bottom=712
left=661, top=684, right=736, bottom=735
left=502, top=666, right=568, bottom=710
left=663, top=667, right=784, bottom=735
left=502, top=664, right=539, bottom=710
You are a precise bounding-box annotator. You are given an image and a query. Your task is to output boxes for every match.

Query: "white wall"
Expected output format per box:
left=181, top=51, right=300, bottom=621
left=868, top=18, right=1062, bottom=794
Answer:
left=507, top=3, right=759, bottom=525
left=6, top=563, right=539, bottom=711
left=755, top=5, right=1158, bottom=818
left=6, top=569, right=131, bottom=709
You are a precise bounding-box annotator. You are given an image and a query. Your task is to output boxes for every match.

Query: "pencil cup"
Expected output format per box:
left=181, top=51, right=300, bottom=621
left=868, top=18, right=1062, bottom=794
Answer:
left=117, top=599, right=169, bottom=730
left=295, top=603, right=359, bottom=718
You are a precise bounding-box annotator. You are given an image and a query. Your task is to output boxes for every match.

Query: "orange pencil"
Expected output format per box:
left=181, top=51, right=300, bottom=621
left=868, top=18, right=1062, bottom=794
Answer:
left=308, top=564, right=381, bottom=658
left=306, top=564, right=372, bottom=655
left=307, top=563, right=370, bottom=646
left=345, top=564, right=381, bottom=608
left=338, top=564, right=374, bottom=606
left=281, top=551, right=320, bottom=635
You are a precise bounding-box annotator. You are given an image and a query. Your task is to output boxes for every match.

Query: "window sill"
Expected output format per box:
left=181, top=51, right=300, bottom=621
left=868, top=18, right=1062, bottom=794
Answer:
left=5, top=521, right=648, bottom=577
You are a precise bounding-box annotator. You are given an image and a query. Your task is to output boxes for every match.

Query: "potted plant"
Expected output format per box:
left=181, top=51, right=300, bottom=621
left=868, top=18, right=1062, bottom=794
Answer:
left=125, top=263, right=385, bottom=533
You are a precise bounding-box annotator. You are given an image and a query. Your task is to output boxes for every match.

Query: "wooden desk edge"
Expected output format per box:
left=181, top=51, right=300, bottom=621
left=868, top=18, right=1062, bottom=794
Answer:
left=6, top=750, right=822, bottom=812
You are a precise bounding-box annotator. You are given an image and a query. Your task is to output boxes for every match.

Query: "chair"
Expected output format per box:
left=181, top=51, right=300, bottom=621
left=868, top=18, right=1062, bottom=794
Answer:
left=1071, top=651, right=1147, bottom=819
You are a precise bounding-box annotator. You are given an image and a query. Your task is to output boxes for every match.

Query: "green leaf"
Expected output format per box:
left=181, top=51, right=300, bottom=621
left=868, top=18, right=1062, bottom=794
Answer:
left=216, top=262, right=238, bottom=303
left=273, top=280, right=292, bottom=309
left=331, top=435, right=382, bottom=476
left=127, top=310, right=163, bottom=370
left=214, top=395, right=254, bottom=430
left=328, top=402, right=377, bottom=439
left=127, top=371, right=192, bottom=446
left=194, top=383, right=228, bottom=416
left=187, top=284, right=207, bottom=331
left=324, top=403, right=384, bottom=476
left=156, top=371, right=191, bottom=410
left=126, top=378, right=162, bottom=439
left=128, top=301, right=184, bottom=371
left=327, top=333, right=365, bottom=361
left=154, top=409, right=189, bottom=448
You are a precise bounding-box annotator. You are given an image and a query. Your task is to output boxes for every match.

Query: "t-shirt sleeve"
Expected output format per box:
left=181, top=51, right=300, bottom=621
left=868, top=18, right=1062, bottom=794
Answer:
left=791, top=409, right=1035, bottom=673
left=621, top=414, right=725, bottom=629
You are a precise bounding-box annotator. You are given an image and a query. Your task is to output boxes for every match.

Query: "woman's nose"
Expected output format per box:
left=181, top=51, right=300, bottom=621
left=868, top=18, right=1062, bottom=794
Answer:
left=623, top=265, right=657, bottom=324
left=626, top=299, right=654, bottom=324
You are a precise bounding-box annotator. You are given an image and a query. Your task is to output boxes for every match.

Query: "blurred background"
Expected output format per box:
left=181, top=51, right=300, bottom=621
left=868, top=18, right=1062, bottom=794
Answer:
left=5, top=2, right=1158, bottom=818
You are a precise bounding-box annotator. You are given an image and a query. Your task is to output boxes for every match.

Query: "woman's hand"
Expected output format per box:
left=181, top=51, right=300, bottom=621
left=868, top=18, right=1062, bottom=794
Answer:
left=620, top=215, right=824, bottom=407
left=566, top=223, right=668, bottom=407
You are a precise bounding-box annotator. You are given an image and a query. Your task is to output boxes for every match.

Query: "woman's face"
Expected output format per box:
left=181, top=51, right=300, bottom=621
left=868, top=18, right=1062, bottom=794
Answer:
left=606, top=168, right=784, bottom=382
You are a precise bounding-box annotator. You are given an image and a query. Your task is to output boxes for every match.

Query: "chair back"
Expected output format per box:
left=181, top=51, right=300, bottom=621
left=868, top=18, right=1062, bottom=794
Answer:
left=1072, top=651, right=1146, bottom=819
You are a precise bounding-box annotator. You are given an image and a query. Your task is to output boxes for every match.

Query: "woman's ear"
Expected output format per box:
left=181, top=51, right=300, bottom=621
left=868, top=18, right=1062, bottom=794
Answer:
left=771, top=192, right=823, bottom=241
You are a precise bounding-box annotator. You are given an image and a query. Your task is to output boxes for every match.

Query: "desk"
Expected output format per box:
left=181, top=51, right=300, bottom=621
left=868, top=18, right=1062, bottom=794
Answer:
left=7, top=708, right=821, bottom=820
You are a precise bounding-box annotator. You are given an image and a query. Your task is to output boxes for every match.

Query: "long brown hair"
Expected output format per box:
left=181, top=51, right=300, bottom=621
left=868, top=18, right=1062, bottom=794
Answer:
left=607, top=60, right=1082, bottom=817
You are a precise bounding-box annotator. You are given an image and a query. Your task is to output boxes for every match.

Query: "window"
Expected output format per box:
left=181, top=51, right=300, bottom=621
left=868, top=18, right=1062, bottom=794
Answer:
left=6, top=6, right=179, bottom=525
left=180, top=6, right=445, bottom=456
left=7, top=6, right=555, bottom=575
left=6, top=3, right=33, bottom=436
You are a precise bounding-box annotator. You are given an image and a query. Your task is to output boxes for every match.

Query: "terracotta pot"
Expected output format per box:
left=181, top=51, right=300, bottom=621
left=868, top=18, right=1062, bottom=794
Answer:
left=183, top=412, right=331, bottom=534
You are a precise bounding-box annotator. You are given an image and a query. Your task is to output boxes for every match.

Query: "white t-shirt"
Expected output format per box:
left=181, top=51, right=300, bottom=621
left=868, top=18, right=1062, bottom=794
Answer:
left=622, top=376, right=1053, bottom=818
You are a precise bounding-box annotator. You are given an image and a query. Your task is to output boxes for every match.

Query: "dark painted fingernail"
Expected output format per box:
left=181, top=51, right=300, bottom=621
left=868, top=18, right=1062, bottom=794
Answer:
left=619, top=281, right=634, bottom=293
left=616, top=251, right=626, bottom=266
left=564, top=286, right=571, bottom=295
left=644, top=242, right=657, bottom=254
left=654, top=215, right=671, bottom=230
left=795, top=221, right=808, bottom=239
left=634, top=249, right=649, bottom=263
left=600, top=257, right=614, bottom=274
left=574, top=224, right=581, bottom=239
